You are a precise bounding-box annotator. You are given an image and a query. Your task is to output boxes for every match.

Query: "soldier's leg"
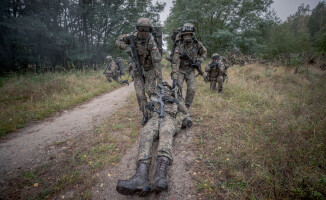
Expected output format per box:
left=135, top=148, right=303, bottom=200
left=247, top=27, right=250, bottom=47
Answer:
left=177, top=72, right=185, bottom=91
left=137, top=115, right=160, bottom=165
left=133, top=73, right=148, bottom=125
left=144, top=68, right=156, bottom=97
left=105, top=75, right=112, bottom=82
left=153, top=114, right=176, bottom=192
left=217, top=75, right=224, bottom=93
left=184, top=70, right=196, bottom=109
left=210, top=81, right=216, bottom=90
left=116, top=115, right=159, bottom=197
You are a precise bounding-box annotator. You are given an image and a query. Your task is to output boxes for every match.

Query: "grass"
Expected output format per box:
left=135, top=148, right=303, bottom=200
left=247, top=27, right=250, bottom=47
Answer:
left=0, top=69, right=128, bottom=136
left=0, top=93, right=142, bottom=199
left=191, top=63, right=326, bottom=199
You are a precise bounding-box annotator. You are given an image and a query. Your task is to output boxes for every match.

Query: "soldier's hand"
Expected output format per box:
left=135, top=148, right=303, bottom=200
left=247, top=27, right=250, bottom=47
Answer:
left=124, top=46, right=131, bottom=54
left=172, top=79, right=178, bottom=89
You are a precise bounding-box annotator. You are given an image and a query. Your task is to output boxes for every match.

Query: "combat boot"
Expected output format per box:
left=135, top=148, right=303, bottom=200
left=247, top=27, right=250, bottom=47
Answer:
left=116, top=162, right=151, bottom=197
left=218, top=88, right=223, bottom=94
left=152, top=156, right=170, bottom=193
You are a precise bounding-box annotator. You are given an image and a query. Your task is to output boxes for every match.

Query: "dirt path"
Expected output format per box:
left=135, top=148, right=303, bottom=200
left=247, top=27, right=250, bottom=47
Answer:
left=0, top=83, right=134, bottom=178
left=1, top=81, right=198, bottom=200
left=92, top=128, right=197, bottom=200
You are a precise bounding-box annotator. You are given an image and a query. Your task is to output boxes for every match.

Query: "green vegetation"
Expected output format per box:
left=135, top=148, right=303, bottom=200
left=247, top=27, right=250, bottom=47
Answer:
left=164, top=1, right=326, bottom=58
left=0, top=70, right=124, bottom=136
left=191, top=64, right=326, bottom=199
left=0, top=0, right=165, bottom=73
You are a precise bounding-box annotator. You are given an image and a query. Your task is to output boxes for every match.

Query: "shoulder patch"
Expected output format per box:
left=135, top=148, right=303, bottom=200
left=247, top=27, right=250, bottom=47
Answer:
left=153, top=47, right=157, bottom=50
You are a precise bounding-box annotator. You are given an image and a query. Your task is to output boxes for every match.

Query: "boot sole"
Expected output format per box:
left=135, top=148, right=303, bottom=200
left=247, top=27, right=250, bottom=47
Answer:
left=116, top=185, right=151, bottom=197
left=152, top=183, right=168, bottom=193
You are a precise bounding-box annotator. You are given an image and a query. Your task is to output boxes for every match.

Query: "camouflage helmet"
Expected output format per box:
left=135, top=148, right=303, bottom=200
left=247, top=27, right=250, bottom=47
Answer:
left=136, top=18, right=152, bottom=32
left=106, top=55, right=112, bottom=61
left=212, top=53, right=220, bottom=59
left=180, top=23, right=195, bottom=35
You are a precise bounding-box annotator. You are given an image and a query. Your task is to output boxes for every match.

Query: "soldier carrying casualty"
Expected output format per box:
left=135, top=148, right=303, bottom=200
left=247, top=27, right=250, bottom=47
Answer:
left=171, top=23, right=207, bottom=109
left=103, top=55, right=120, bottom=82
left=115, top=17, right=162, bottom=126
left=205, top=53, right=226, bottom=93
left=116, top=82, right=192, bottom=197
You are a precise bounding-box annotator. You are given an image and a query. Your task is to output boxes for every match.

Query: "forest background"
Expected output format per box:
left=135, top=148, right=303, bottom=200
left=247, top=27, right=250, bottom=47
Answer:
left=1, top=0, right=326, bottom=74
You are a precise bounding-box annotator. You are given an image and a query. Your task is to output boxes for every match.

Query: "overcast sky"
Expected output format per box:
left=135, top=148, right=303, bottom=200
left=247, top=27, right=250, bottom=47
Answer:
left=159, top=0, right=322, bottom=23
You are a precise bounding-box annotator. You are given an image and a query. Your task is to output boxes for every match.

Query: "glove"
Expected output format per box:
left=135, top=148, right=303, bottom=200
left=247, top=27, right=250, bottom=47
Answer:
left=124, top=46, right=131, bottom=54
left=194, top=60, right=202, bottom=68
left=172, top=79, right=178, bottom=89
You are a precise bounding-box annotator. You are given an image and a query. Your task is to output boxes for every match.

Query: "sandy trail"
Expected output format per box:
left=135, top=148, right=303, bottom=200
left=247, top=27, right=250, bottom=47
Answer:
left=0, top=83, right=134, bottom=178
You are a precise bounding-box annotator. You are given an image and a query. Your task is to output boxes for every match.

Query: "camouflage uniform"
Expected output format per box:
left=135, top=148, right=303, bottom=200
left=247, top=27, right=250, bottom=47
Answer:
left=116, top=82, right=191, bottom=196
left=137, top=85, right=189, bottom=165
left=115, top=18, right=162, bottom=121
left=171, top=23, right=207, bottom=108
left=205, top=53, right=225, bottom=92
left=116, top=57, right=125, bottom=76
left=104, top=56, right=120, bottom=82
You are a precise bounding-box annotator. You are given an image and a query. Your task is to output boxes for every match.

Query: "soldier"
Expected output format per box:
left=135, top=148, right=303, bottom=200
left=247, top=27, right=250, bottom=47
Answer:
left=115, top=18, right=162, bottom=125
left=103, top=55, right=120, bottom=82
left=115, top=57, right=125, bottom=76
left=116, top=82, right=192, bottom=197
left=205, top=53, right=226, bottom=93
left=171, top=23, right=207, bottom=109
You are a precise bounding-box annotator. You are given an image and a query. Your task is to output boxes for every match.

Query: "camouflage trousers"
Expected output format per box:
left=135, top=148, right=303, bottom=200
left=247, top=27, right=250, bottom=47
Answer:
left=132, top=65, right=156, bottom=112
left=177, top=69, right=196, bottom=108
left=105, top=73, right=118, bottom=82
left=137, top=112, right=186, bottom=165
left=209, top=75, right=223, bottom=90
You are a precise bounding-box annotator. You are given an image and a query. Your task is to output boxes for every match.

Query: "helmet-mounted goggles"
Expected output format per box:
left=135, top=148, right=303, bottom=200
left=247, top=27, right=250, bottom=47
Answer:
left=137, top=26, right=152, bottom=32
left=181, top=26, right=195, bottom=33
left=212, top=55, right=220, bottom=60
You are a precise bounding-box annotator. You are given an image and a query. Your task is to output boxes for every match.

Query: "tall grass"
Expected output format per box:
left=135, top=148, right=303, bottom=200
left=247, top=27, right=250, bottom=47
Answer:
left=0, top=70, right=123, bottom=136
left=192, top=64, right=326, bottom=199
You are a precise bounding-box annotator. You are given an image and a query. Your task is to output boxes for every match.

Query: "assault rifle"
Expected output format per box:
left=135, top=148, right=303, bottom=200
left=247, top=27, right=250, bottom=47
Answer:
left=155, top=84, right=165, bottom=118
left=148, top=84, right=179, bottom=118
left=209, top=61, right=220, bottom=69
left=181, top=51, right=208, bottom=82
left=127, top=35, right=145, bottom=83
left=103, top=64, right=110, bottom=74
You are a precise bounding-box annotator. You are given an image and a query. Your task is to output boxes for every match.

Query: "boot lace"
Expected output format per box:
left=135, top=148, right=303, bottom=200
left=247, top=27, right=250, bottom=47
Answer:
left=155, top=158, right=169, bottom=178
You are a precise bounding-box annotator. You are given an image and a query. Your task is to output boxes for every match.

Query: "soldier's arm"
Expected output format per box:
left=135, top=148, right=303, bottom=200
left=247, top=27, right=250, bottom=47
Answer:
left=205, top=61, right=212, bottom=72
left=197, top=42, right=207, bottom=62
left=171, top=46, right=181, bottom=80
left=115, top=33, right=131, bottom=50
left=149, top=36, right=163, bottom=83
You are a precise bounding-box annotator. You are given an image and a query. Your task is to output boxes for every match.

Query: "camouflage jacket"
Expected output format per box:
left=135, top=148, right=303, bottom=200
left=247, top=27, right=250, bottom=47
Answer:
left=104, top=61, right=119, bottom=77
left=205, top=60, right=225, bottom=81
left=171, top=38, right=207, bottom=80
left=145, top=84, right=188, bottom=120
left=115, top=31, right=162, bottom=71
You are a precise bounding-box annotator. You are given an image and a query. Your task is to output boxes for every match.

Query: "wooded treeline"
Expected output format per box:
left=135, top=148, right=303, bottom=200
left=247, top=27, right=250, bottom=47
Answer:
left=164, top=0, right=326, bottom=59
left=0, top=0, right=165, bottom=74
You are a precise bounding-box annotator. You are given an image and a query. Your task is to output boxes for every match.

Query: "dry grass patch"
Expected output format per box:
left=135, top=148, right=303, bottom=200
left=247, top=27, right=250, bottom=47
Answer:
left=191, top=64, right=326, bottom=199
left=0, top=70, right=128, bottom=136
left=0, top=94, right=141, bottom=200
